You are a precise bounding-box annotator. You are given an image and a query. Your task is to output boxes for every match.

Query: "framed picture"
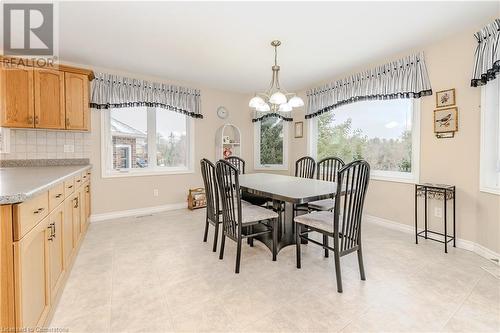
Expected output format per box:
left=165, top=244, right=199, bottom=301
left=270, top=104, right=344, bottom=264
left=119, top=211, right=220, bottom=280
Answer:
left=436, top=89, right=456, bottom=108
left=434, top=107, right=458, bottom=138
left=294, top=121, right=303, bottom=138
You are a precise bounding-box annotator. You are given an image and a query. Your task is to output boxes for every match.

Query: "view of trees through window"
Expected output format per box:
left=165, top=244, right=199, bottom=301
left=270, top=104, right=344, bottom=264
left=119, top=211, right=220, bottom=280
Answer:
left=259, top=117, right=284, bottom=165
left=316, top=99, right=413, bottom=173
left=110, top=107, right=188, bottom=171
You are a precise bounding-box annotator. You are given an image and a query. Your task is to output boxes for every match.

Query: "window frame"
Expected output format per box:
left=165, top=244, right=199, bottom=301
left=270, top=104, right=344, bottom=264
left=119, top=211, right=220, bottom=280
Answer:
left=254, top=118, right=289, bottom=171
left=101, top=107, right=195, bottom=178
left=308, top=99, right=420, bottom=184
left=480, top=80, right=500, bottom=195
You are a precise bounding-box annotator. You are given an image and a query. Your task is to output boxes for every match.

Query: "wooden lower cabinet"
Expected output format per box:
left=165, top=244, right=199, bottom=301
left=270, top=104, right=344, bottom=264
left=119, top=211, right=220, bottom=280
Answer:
left=13, top=216, right=50, bottom=329
left=1, top=171, right=91, bottom=330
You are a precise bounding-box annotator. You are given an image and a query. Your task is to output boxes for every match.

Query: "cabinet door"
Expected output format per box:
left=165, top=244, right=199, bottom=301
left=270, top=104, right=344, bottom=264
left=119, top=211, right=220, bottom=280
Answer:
left=63, top=198, right=74, bottom=266
left=34, top=69, right=65, bottom=129
left=14, top=217, right=50, bottom=329
left=48, top=205, right=64, bottom=301
left=0, top=64, right=34, bottom=128
left=65, top=73, right=89, bottom=131
left=71, top=193, right=81, bottom=246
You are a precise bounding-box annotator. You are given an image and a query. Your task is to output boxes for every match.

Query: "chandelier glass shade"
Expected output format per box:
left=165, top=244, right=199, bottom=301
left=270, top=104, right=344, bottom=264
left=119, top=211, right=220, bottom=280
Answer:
left=249, top=40, right=304, bottom=113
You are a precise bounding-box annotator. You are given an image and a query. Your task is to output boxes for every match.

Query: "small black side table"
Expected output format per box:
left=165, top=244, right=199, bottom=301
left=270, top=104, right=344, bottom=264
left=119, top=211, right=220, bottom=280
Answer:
left=414, top=183, right=456, bottom=253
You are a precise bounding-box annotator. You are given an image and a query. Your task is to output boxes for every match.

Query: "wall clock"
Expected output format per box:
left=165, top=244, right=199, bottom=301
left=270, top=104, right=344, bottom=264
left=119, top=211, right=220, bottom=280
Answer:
left=217, top=106, right=228, bottom=119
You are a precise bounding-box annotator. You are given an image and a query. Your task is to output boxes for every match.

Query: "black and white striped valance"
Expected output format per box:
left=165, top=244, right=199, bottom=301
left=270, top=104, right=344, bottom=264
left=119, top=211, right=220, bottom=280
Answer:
left=306, top=52, right=432, bottom=119
left=90, top=73, right=202, bottom=118
left=471, top=19, right=500, bottom=87
left=252, top=111, right=293, bottom=123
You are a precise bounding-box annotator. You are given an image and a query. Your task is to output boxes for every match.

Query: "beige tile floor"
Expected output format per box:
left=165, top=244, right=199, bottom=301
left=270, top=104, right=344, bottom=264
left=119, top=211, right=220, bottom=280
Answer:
left=49, top=208, right=500, bottom=333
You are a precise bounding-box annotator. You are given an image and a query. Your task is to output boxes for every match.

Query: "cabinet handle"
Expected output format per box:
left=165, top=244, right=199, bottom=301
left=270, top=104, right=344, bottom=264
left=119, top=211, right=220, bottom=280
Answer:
left=33, top=207, right=44, bottom=214
left=34, top=115, right=39, bottom=125
left=55, top=193, right=63, bottom=198
left=85, top=185, right=89, bottom=193
left=66, top=118, right=70, bottom=127
left=76, top=180, right=81, bottom=183
left=28, top=116, right=34, bottom=124
left=73, top=197, right=79, bottom=208
left=47, top=224, right=54, bottom=241
left=67, top=185, right=73, bottom=189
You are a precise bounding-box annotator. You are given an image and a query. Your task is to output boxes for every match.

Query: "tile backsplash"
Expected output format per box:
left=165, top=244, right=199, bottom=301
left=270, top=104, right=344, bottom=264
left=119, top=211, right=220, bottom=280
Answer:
left=0, top=128, right=92, bottom=160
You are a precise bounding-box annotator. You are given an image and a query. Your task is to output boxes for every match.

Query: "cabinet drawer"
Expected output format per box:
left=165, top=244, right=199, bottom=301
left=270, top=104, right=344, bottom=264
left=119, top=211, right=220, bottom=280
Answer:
left=64, top=179, right=75, bottom=198
left=13, top=191, right=49, bottom=240
left=74, top=174, right=82, bottom=188
left=49, top=183, right=64, bottom=211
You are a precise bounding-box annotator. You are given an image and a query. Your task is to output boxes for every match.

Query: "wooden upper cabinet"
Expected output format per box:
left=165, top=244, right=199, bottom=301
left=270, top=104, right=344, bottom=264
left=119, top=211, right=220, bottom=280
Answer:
left=34, top=69, right=65, bottom=129
left=65, top=73, right=89, bottom=131
left=0, top=64, right=35, bottom=128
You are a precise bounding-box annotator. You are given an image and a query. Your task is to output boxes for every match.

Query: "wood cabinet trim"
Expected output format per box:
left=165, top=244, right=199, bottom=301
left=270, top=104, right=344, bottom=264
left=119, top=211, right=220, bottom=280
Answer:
left=1, top=56, right=95, bottom=81
left=0, top=206, right=15, bottom=329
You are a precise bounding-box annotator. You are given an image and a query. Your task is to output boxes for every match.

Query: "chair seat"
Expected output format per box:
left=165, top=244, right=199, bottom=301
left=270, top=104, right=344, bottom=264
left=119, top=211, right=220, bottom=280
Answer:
left=308, top=198, right=334, bottom=211
left=294, top=211, right=334, bottom=234
left=241, top=204, right=279, bottom=224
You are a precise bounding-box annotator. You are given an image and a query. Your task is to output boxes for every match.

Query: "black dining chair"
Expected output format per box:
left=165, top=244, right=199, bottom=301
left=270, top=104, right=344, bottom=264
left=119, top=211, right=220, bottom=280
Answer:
left=216, top=160, right=278, bottom=273
left=225, top=156, right=268, bottom=207
left=295, top=156, right=316, bottom=179
left=225, top=156, right=245, bottom=174
left=308, top=157, right=345, bottom=212
left=294, top=160, right=371, bottom=293
left=200, top=159, right=221, bottom=252
left=293, top=156, right=316, bottom=218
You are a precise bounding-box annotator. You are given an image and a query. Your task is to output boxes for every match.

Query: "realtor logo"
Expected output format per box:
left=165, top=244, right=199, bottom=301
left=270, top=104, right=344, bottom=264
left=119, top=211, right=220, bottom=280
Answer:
left=3, top=3, right=54, bottom=56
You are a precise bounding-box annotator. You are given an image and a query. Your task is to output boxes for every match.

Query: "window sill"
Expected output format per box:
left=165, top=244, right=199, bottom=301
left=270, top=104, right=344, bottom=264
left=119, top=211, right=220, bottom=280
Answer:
left=102, top=169, right=194, bottom=178
left=254, top=166, right=289, bottom=171
left=370, top=173, right=418, bottom=184
left=480, top=186, right=500, bottom=196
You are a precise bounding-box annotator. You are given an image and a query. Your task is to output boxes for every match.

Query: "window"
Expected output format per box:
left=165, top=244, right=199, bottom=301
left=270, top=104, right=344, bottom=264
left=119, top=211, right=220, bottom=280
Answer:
left=309, top=99, right=420, bottom=182
left=102, top=107, right=193, bottom=177
left=254, top=117, right=288, bottom=170
left=480, top=77, right=500, bottom=194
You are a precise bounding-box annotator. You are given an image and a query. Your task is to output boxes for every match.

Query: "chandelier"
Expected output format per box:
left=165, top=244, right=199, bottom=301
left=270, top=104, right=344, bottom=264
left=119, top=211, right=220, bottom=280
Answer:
left=249, top=40, right=304, bottom=113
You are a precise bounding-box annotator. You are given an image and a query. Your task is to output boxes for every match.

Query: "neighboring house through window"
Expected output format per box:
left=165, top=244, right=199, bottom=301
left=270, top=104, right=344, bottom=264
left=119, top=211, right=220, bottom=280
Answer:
left=102, top=107, right=193, bottom=177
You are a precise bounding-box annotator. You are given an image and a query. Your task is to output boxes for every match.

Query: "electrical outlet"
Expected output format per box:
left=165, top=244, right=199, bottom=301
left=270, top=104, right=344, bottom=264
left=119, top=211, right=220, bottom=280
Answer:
left=153, top=189, right=159, bottom=197
left=434, top=207, right=443, bottom=218
left=63, top=144, right=74, bottom=153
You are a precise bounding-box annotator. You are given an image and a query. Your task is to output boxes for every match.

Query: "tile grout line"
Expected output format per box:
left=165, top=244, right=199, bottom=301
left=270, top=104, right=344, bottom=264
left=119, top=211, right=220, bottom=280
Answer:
left=440, top=271, right=485, bottom=330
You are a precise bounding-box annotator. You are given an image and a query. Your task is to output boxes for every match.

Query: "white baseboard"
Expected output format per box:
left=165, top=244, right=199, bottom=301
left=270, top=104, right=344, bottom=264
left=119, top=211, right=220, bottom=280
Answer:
left=90, top=202, right=187, bottom=223
left=364, top=214, right=499, bottom=264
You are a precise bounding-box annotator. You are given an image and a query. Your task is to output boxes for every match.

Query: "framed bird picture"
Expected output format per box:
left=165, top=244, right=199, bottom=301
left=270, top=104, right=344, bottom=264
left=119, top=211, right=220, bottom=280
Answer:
left=434, top=107, right=458, bottom=138
left=436, top=89, right=456, bottom=108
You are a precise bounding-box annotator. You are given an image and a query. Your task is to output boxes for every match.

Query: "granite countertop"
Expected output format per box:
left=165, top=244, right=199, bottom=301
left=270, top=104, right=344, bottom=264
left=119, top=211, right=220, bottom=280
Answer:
left=0, top=165, right=91, bottom=205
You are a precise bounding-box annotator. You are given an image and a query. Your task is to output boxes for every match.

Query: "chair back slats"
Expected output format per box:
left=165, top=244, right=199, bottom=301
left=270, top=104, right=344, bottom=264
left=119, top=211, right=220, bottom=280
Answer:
left=317, top=157, right=345, bottom=182
left=200, top=159, right=220, bottom=223
left=333, top=160, right=370, bottom=253
left=216, top=160, right=242, bottom=239
left=225, top=156, right=245, bottom=174
left=295, top=156, right=316, bottom=179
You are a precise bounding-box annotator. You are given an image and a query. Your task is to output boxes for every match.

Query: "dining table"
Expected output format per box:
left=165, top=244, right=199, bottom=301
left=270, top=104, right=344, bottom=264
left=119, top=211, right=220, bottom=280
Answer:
left=239, top=173, right=338, bottom=254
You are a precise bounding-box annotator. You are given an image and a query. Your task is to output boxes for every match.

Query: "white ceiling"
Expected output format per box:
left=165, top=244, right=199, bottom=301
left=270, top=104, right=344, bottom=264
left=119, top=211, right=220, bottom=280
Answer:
left=55, top=2, right=500, bottom=92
